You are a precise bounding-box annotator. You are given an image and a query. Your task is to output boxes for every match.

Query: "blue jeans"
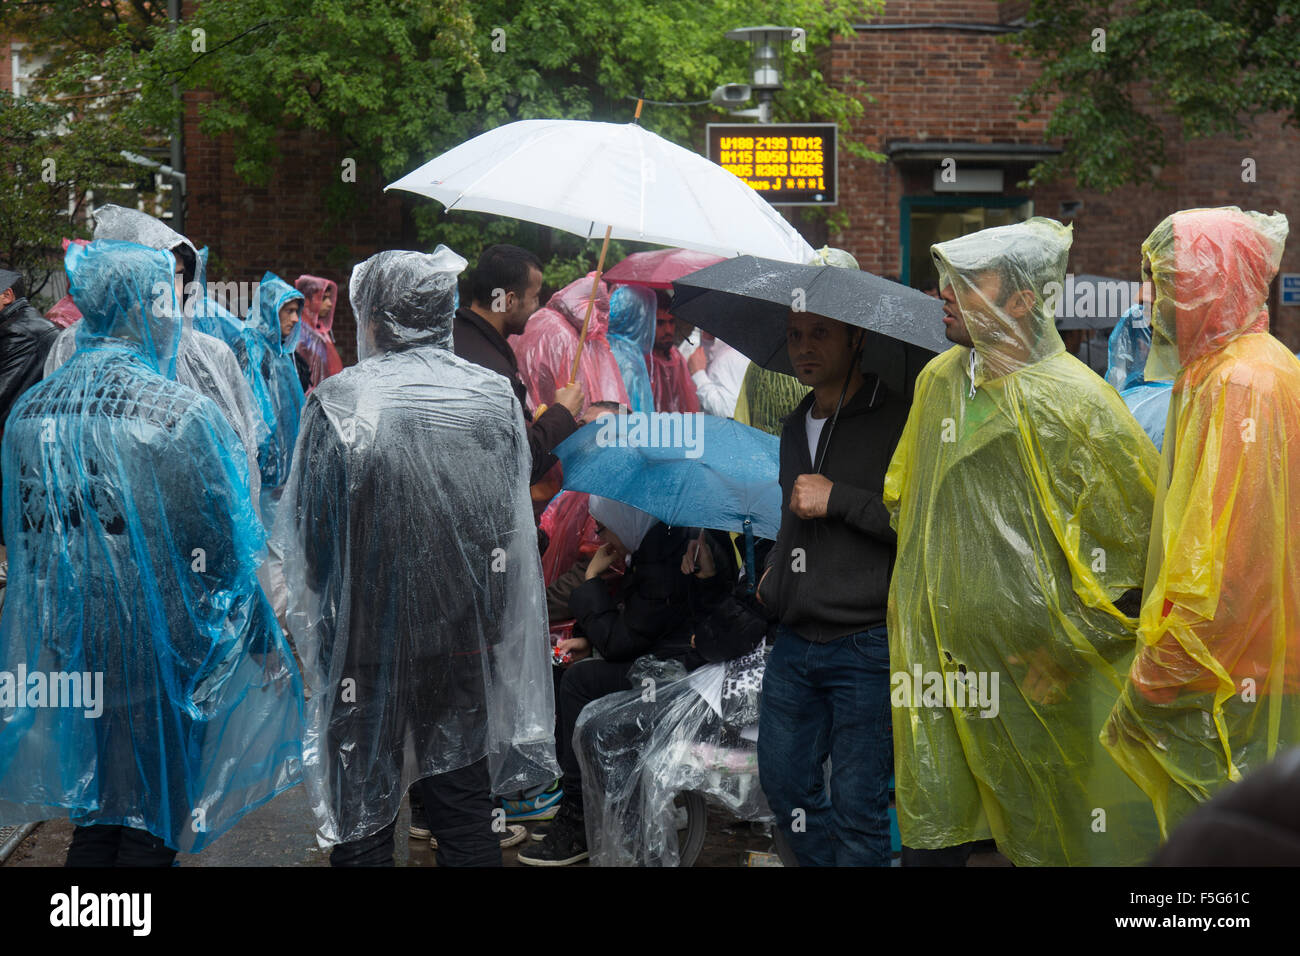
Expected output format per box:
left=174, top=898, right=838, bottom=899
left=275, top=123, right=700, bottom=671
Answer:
left=758, top=624, right=893, bottom=866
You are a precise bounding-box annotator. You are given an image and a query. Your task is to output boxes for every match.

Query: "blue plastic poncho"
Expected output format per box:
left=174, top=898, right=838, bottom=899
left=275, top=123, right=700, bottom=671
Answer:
left=190, top=247, right=248, bottom=347
left=1106, top=303, right=1172, bottom=450
left=273, top=247, right=559, bottom=847
left=607, top=285, right=656, bottom=414
left=0, top=240, right=303, bottom=852
left=233, top=272, right=305, bottom=523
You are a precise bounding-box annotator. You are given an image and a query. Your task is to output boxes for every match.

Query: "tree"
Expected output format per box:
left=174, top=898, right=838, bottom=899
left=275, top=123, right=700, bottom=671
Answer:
left=0, top=91, right=143, bottom=299
left=6, top=0, right=881, bottom=284
left=1012, top=0, right=1300, bottom=192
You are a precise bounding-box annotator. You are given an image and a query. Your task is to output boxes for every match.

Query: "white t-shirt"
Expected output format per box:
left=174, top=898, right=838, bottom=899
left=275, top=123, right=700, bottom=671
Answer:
left=805, top=406, right=828, bottom=467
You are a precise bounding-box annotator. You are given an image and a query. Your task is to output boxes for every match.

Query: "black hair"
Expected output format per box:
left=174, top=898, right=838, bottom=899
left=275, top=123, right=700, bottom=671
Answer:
left=170, top=242, right=197, bottom=288
left=468, top=244, right=543, bottom=306
left=654, top=289, right=673, bottom=312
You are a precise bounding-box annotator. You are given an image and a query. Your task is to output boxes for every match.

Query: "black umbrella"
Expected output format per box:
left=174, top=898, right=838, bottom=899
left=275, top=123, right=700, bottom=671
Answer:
left=670, top=255, right=948, bottom=401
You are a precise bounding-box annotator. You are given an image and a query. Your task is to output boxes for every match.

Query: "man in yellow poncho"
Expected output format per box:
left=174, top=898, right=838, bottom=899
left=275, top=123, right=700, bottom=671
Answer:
left=1103, top=207, right=1299, bottom=839
left=884, top=218, right=1162, bottom=865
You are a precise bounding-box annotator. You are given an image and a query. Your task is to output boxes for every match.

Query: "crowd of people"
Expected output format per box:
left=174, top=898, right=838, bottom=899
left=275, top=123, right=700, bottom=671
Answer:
left=0, top=202, right=1294, bottom=869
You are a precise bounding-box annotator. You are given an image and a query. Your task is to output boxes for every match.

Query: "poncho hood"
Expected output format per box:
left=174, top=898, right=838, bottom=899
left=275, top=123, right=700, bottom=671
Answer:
left=349, top=246, right=466, bottom=360
left=1142, top=206, right=1288, bottom=380
left=66, top=239, right=182, bottom=378
left=931, top=217, right=1071, bottom=386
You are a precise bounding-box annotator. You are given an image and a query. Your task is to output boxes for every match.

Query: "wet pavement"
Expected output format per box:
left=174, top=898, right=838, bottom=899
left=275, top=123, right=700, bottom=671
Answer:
left=1, top=783, right=784, bottom=867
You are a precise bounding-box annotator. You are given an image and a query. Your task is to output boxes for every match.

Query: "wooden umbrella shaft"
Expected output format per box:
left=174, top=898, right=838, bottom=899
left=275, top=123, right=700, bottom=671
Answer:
left=570, top=224, right=612, bottom=384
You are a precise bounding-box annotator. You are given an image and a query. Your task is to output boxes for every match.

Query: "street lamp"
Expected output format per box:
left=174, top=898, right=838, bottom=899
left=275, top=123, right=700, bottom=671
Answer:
left=723, top=25, right=800, bottom=124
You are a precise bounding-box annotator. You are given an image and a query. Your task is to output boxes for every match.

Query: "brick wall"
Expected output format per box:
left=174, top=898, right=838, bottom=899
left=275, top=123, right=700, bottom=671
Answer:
left=826, top=0, right=1300, bottom=346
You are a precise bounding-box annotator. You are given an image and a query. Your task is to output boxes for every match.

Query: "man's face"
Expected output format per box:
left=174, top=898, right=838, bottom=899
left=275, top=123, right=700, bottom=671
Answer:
left=786, top=311, right=859, bottom=388
left=279, top=299, right=302, bottom=340
left=654, top=310, right=676, bottom=352
left=938, top=272, right=1004, bottom=348
left=503, top=266, right=543, bottom=336
left=320, top=288, right=334, bottom=316
left=173, top=264, right=186, bottom=315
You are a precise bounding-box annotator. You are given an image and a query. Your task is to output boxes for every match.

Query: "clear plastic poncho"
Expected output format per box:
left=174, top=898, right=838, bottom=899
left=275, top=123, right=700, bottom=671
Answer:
left=1106, top=303, right=1172, bottom=450
left=0, top=240, right=303, bottom=851
left=883, top=217, right=1163, bottom=865
left=273, top=246, right=559, bottom=847
left=44, top=321, right=267, bottom=519
left=607, top=285, right=656, bottom=414
left=233, top=272, right=306, bottom=523
left=512, top=273, right=629, bottom=417
left=1103, top=207, right=1300, bottom=837
left=575, top=645, right=771, bottom=866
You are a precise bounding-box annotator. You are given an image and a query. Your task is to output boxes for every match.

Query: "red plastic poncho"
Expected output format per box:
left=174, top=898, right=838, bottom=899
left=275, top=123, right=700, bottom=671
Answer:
left=294, top=274, right=344, bottom=391
left=1104, top=206, right=1300, bottom=836
left=539, top=489, right=600, bottom=587
left=650, top=348, right=700, bottom=413
left=512, top=273, right=629, bottom=417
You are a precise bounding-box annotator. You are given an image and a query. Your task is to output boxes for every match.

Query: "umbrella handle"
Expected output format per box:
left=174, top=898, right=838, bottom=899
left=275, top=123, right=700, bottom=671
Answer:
left=570, top=224, right=613, bottom=384
left=743, top=519, right=756, bottom=595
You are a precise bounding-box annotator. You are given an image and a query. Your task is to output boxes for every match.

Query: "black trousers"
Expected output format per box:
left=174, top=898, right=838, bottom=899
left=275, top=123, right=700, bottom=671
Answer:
left=65, top=825, right=177, bottom=867
left=557, top=659, right=635, bottom=805
left=900, top=842, right=978, bottom=867
left=330, top=758, right=500, bottom=867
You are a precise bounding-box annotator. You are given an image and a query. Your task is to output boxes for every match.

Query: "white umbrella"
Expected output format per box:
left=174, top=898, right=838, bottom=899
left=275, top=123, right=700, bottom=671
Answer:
left=385, top=118, right=814, bottom=263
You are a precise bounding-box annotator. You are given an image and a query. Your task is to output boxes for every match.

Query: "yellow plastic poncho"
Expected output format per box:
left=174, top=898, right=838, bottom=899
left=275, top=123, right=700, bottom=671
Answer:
left=884, top=217, right=1163, bottom=865
left=1103, top=207, right=1298, bottom=837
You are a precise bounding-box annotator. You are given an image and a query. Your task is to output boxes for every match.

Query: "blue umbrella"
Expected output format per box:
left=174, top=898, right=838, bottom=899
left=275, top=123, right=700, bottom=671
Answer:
left=555, top=413, right=781, bottom=585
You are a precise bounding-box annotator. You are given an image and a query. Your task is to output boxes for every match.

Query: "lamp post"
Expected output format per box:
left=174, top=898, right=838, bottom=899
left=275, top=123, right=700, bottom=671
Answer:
left=723, top=25, right=800, bottom=124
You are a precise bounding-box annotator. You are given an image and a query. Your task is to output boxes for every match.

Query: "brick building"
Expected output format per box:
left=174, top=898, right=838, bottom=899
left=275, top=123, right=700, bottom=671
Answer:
left=9, top=0, right=1300, bottom=362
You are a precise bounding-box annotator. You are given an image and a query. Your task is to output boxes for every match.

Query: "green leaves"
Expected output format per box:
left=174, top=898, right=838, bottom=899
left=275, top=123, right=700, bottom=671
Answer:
left=1013, top=0, right=1300, bottom=190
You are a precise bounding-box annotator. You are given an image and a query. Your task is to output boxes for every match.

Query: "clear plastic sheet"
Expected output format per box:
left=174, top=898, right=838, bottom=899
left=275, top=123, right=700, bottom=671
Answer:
left=606, top=285, right=656, bottom=414
left=513, top=273, right=629, bottom=416
left=0, top=240, right=303, bottom=852
left=884, top=217, right=1164, bottom=865
left=273, top=247, right=559, bottom=847
left=1103, top=207, right=1299, bottom=837
left=294, top=274, right=344, bottom=392
left=575, top=645, right=771, bottom=866
left=232, top=272, right=305, bottom=525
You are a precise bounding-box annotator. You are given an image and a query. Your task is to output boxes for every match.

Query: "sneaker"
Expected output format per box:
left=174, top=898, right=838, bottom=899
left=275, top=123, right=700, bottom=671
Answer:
left=530, top=824, right=549, bottom=843
left=501, top=782, right=563, bottom=822
left=429, top=824, right=527, bottom=851
left=408, top=801, right=431, bottom=840
left=517, top=803, right=588, bottom=866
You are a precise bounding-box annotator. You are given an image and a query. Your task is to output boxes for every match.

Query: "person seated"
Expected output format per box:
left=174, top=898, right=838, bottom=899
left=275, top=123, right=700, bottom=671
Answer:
left=518, top=497, right=737, bottom=866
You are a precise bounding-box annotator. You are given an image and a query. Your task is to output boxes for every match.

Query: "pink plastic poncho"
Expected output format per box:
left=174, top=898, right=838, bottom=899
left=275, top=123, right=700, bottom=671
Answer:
left=44, top=239, right=89, bottom=328
left=650, top=347, right=700, bottom=413
left=512, top=273, right=629, bottom=417
left=294, top=274, right=344, bottom=391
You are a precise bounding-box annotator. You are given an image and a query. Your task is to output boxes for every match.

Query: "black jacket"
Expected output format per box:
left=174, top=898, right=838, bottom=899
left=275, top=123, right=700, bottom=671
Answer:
left=568, top=524, right=735, bottom=667
left=757, top=375, right=908, bottom=641
left=0, top=298, right=60, bottom=539
left=453, top=306, right=578, bottom=484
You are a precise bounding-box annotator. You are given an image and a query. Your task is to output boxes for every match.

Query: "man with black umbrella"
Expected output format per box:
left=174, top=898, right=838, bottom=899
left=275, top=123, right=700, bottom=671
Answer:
left=755, top=249, right=908, bottom=867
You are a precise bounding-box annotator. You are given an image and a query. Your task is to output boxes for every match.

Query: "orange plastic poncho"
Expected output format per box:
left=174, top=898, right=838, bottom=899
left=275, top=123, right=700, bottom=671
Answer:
left=1103, top=206, right=1299, bottom=837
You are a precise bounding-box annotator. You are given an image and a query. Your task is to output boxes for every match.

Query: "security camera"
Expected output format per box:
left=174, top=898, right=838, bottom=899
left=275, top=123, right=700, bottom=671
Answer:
left=711, top=83, right=752, bottom=107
